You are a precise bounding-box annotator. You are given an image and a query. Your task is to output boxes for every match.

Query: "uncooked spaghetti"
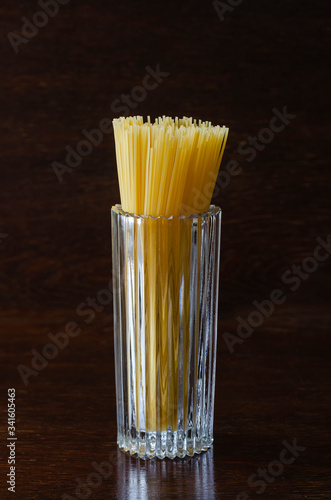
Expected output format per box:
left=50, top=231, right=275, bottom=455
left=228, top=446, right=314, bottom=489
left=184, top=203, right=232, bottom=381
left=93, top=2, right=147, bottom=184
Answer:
left=112, top=115, right=229, bottom=437
left=113, top=116, right=228, bottom=217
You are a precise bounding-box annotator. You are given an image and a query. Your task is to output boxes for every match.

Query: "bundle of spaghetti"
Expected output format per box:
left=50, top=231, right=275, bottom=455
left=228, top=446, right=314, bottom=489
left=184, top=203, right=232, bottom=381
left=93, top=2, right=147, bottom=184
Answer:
left=112, top=116, right=228, bottom=434
left=113, top=116, right=229, bottom=217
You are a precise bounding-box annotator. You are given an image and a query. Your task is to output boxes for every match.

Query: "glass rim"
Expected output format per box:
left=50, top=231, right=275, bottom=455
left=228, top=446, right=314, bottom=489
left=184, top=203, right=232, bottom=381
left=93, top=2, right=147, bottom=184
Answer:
left=111, top=204, right=221, bottom=220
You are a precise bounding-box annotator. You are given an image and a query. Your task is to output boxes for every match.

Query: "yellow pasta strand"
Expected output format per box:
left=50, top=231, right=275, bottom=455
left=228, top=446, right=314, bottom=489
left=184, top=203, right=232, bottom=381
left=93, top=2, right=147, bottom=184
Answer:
left=113, top=116, right=228, bottom=433
left=113, top=116, right=229, bottom=217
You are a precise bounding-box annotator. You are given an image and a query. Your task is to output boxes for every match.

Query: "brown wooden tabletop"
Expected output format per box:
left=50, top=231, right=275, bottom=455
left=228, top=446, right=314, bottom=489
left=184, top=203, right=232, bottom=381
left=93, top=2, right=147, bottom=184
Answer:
left=1, top=1, right=330, bottom=498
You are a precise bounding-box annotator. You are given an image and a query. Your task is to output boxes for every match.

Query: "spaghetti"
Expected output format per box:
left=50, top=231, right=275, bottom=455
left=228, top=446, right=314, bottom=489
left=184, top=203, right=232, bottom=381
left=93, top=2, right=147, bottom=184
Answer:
left=113, top=116, right=229, bottom=217
left=112, top=115, right=229, bottom=442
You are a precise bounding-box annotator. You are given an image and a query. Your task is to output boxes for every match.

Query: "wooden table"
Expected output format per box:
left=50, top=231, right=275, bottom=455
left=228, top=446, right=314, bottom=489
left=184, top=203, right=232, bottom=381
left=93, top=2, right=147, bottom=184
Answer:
left=1, top=1, right=330, bottom=498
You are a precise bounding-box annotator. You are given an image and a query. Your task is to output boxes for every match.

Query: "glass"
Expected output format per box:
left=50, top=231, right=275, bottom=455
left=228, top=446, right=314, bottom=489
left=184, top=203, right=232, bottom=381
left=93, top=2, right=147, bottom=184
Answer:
left=111, top=204, right=222, bottom=459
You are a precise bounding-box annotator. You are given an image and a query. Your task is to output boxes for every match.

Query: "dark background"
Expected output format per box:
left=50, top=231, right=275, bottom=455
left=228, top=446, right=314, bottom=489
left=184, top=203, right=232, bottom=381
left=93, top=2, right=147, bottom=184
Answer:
left=1, top=0, right=330, bottom=498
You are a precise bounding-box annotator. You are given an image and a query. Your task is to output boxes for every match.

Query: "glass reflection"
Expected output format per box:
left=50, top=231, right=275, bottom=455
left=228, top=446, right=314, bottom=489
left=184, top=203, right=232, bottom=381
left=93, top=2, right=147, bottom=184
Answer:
left=116, top=448, right=216, bottom=500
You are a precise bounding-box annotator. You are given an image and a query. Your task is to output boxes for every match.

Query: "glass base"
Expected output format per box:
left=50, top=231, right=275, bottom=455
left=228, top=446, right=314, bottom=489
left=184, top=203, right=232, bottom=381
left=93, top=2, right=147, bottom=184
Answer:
left=118, top=430, right=214, bottom=459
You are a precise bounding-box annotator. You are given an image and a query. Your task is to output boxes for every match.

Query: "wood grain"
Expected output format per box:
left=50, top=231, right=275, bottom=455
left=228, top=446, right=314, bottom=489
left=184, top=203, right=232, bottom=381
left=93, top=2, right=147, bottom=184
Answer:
left=0, top=0, right=330, bottom=498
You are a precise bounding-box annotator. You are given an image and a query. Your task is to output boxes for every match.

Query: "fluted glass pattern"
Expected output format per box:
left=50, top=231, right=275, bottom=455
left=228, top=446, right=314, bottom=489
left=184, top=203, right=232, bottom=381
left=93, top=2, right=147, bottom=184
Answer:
left=111, top=204, right=222, bottom=459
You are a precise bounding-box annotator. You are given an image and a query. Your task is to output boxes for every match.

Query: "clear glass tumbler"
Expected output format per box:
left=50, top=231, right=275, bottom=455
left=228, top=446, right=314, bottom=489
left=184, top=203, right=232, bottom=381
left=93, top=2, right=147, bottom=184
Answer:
left=111, top=204, right=222, bottom=459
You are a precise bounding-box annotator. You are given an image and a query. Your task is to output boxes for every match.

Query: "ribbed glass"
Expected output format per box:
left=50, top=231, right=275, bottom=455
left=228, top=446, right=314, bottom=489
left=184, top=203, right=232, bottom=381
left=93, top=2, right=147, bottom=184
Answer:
left=111, top=204, right=222, bottom=459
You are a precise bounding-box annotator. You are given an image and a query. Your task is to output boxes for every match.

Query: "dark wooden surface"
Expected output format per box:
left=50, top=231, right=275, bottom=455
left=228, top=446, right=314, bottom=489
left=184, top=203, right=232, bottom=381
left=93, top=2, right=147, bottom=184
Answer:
left=1, top=0, right=330, bottom=498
